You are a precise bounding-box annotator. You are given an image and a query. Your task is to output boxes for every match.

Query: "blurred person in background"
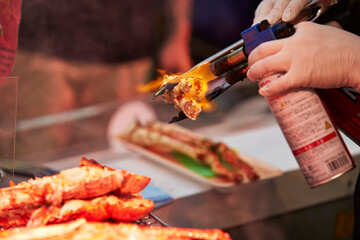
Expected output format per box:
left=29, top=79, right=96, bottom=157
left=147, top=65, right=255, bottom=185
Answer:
left=248, top=0, right=360, bottom=238
left=11, top=0, right=193, bottom=158
left=14, top=0, right=194, bottom=119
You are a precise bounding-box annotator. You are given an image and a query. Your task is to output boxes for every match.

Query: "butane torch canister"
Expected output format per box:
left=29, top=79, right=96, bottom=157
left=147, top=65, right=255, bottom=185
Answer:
left=262, top=74, right=355, bottom=188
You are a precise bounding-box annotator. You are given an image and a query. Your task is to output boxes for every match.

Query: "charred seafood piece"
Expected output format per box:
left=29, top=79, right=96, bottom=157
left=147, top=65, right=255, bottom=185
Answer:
left=0, top=218, right=232, bottom=240
left=160, top=74, right=208, bottom=121
left=121, top=121, right=259, bottom=182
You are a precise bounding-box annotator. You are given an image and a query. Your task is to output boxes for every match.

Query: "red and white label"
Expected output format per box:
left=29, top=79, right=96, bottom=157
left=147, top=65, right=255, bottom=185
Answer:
left=292, top=132, right=337, bottom=156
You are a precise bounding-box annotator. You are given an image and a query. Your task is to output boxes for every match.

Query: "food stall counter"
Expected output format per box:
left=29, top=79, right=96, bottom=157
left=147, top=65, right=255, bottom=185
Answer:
left=36, top=121, right=360, bottom=238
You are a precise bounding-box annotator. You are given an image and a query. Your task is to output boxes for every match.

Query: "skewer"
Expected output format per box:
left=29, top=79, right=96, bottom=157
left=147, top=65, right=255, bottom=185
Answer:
left=153, top=82, right=178, bottom=100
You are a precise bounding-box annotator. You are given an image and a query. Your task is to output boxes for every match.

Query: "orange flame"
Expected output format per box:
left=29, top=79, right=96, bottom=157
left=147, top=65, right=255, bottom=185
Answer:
left=138, top=63, right=218, bottom=112
left=136, top=69, right=179, bottom=93
left=181, top=62, right=218, bottom=111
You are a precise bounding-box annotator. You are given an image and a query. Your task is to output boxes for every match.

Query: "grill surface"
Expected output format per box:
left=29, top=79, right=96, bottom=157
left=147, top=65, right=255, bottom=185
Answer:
left=135, top=213, right=169, bottom=227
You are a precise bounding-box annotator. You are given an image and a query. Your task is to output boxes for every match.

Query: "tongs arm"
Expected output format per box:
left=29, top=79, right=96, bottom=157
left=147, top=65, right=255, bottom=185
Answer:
left=168, top=21, right=295, bottom=123
left=153, top=39, right=245, bottom=100
left=284, top=0, right=338, bottom=25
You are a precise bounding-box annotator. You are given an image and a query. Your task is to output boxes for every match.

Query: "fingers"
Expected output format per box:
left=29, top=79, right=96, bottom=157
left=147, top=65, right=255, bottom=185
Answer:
left=247, top=52, right=289, bottom=82
left=248, top=40, right=284, bottom=66
left=253, top=0, right=275, bottom=25
left=265, top=0, right=291, bottom=24
left=283, top=0, right=310, bottom=22
left=247, top=40, right=287, bottom=81
left=254, top=0, right=310, bottom=25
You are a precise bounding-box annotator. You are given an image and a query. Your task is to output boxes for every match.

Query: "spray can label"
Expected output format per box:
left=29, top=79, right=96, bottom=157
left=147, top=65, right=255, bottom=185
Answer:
left=263, top=75, right=355, bottom=187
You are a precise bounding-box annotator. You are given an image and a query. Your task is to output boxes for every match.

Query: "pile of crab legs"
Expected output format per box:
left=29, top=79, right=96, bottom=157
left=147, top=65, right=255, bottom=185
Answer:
left=0, top=158, right=231, bottom=240
left=0, top=158, right=153, bottom=229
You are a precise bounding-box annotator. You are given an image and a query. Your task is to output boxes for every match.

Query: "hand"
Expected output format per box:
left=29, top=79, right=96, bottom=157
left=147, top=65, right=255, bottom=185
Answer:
left=160, top=0, right=193, bottom=73
left=253, top=0, right=310, bottom=25
left=159, top=37, right=193, bottom=73
left=247, top=22, right=360, bottom=96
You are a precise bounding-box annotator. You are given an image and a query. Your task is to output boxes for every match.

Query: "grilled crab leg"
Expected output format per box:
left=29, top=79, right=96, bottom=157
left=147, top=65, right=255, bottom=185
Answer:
left=0, top=205, right=38, bottom=230
left=211, top=142, right=259, bottom=181
left=0, top=218, right=232, bottom=240
left=122, top=122, right=243, bottom=182
left=137, top=121, right=259, bottom=181
left=0, top=158, right=150, bottom=213
left=0, top=193, right=154, bottom=229
left=27, top=193, right=154, bottom=227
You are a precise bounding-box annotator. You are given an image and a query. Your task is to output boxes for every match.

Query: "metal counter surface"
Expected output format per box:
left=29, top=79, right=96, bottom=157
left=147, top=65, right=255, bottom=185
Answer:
left=152, top=167, right=358, bottom=229
left=41, top=122, right=360, bottom=232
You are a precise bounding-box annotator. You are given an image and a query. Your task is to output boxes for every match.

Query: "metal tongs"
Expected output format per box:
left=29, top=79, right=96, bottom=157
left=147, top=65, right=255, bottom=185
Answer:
left=154, top=0, right=338, bottom=123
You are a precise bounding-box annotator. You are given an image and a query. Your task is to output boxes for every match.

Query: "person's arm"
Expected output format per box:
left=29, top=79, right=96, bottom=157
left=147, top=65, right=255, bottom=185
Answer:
left=246, top=22, right=360, bottom=96
left=158, top=0, right=193, bottom=73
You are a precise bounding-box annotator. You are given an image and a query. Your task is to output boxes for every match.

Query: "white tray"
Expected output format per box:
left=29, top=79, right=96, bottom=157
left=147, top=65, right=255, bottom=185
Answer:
left=118, top=138, right=283, bottom=189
